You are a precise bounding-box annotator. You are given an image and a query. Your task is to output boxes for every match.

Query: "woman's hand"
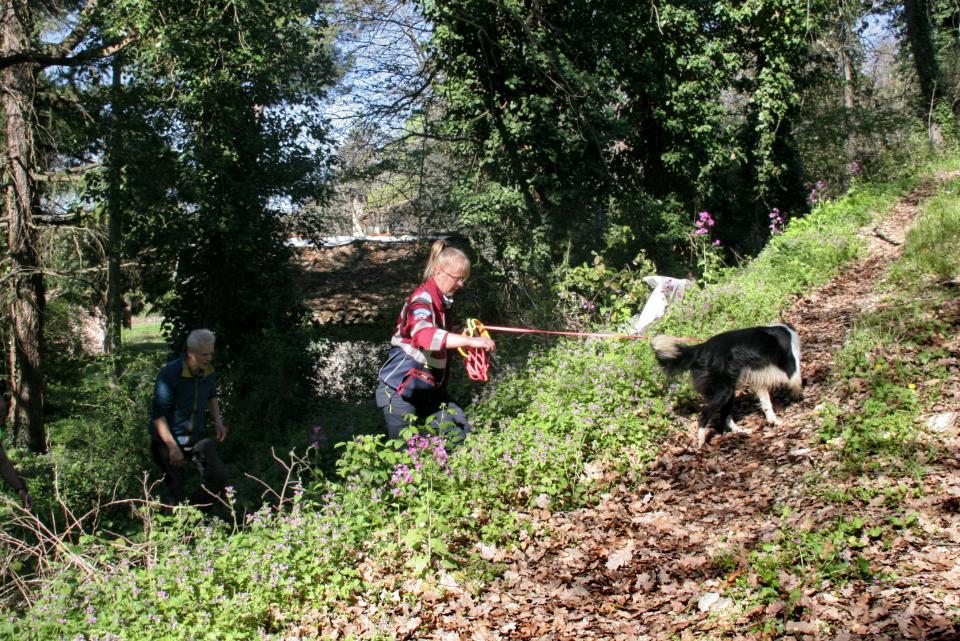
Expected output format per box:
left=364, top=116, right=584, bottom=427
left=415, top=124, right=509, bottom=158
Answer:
left=470, top=336, right=496, bottom=353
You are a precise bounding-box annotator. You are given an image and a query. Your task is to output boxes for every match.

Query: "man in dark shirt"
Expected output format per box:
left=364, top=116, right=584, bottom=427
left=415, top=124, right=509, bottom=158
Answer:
left=149, top=328, right=229, bottom=507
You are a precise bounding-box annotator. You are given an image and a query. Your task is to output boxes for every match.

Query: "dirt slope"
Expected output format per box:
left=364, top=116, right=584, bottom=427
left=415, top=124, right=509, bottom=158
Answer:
left=296, top=241, right=428, bottom=325
left=300, top=177, right=960, bottom=641
left=401, top=178, right=960, bottom=640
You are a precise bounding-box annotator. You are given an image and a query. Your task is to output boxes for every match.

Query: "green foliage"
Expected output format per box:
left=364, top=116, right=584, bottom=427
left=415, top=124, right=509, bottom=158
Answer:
left=745, top=516, right=878, bottom=609
left=219, top=327, right=315, bottom=437
left=553, top=251, right=656, bottom=327
left=22, top=350, right=162, bottom=521
left=894, top=181, right=960, bottom=281
left=425, top=0, right=833, bottom=282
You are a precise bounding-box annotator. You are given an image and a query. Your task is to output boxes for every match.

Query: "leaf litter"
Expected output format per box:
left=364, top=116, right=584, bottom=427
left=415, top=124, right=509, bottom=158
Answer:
left=293, top=176, right=960, bottom=640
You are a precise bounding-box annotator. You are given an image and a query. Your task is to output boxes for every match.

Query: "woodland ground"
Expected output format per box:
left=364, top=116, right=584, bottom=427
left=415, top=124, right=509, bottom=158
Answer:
left=294, top=178, right=960, bottom=639
left=296, top=241, right=429, bottom=326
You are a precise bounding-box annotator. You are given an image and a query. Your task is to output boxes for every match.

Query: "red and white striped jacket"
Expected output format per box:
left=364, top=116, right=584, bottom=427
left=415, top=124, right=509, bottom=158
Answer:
left=378, top=278, right=452, bottom=397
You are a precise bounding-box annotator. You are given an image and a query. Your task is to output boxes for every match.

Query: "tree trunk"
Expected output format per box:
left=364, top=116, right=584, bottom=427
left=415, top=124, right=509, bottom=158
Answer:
left=105, top=54, right=123, bottom=354
left=351, top=192, right=365, bottom=236
left=903, top=0, right=941, bottom=121
left=3, top=0, right=46, bottom=452
left=840, top=43, right=855, bottom=112
left=839, top=27, right=857, bottom=159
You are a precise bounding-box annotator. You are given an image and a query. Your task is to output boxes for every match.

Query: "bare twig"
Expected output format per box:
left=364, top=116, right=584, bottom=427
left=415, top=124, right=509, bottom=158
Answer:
left=872, top=226, right=902, bottom=246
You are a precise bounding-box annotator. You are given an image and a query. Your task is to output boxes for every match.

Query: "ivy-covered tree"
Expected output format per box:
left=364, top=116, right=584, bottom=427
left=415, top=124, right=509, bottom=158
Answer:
left=422, top=0, right=829, bottom=280
left=113, top=1, right=337, bottom=431
left=123, top=1, right=334, bottom=344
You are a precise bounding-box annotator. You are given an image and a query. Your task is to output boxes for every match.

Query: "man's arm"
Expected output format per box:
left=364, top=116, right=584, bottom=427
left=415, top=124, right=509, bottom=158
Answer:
left=208, top=397, right=227, bottom=442
left=153, top=369, right=183, bottom=466
left=153, top=416, right=184, bottom=467
left=0, top=443, right=31, bottom=509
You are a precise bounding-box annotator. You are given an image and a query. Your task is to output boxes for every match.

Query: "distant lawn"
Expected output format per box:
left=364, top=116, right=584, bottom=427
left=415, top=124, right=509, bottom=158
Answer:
left=123, top=316, right=164, bottom=346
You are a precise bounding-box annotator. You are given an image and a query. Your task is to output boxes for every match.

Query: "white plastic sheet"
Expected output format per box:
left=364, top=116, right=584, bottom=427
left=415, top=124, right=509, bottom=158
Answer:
left=627, top=275, right=691, bottom=333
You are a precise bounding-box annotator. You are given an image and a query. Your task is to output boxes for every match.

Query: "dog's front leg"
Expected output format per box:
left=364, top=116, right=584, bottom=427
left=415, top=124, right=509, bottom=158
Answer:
left=756, top=388, right=780, bottom=425
left=725, top=416, right=752, bottom=434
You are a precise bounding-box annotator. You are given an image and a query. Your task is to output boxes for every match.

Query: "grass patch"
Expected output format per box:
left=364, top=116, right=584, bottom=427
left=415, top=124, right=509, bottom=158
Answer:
left=122, top=316, right=164, bottom=346
left=894, top=180, right=960, bottom=281
left=815, top=179, right=960, bottom=475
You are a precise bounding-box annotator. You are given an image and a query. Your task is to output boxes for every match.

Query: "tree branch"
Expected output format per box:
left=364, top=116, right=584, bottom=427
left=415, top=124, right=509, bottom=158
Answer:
left=31, top=161, right=103, bottom=183
left=0, top=36, right=136, bottom=71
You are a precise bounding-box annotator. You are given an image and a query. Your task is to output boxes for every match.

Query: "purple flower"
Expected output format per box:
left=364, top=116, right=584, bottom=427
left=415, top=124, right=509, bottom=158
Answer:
left=404, top=434, right=449, bottom=471
left=768, top=207, right=785, bottom=235
left=808, top=180, right=830, bottom=206
left=390, top=464, right=414, bottom=486
left=310, top=424, right=327, bottom=449
left=693, top=210, right=717, bottom=237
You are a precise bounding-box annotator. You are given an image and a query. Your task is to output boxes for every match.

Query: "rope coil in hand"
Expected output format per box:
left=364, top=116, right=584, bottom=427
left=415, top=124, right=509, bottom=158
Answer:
left=457, top=318, right=492, bottom=382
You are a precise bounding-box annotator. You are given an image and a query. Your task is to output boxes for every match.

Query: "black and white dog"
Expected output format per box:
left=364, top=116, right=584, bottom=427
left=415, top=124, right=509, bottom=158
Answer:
left=652, top=324, right=802, bottom=447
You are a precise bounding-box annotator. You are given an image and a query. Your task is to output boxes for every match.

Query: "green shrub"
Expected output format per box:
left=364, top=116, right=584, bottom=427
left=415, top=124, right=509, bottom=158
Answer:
left=22, top=351, right=161, bottom=524
left=552, top=251, right=656, bottom=327
left=894, top=182, right=960, bottom=281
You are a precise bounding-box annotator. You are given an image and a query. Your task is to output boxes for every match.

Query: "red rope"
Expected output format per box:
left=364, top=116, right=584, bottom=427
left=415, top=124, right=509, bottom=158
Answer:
left=481, top=325, right=653, bottom=340
left=463, top=349, right=491, bottom=382
left=458, top=320, right=701, bottom=382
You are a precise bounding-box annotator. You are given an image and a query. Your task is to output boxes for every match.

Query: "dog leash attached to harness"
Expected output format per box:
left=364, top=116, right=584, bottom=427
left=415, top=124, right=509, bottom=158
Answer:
left=458, top=318, right=701, bottom=382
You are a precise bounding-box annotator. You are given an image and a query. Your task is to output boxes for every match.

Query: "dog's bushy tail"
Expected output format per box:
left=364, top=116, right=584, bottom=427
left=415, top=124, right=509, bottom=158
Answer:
left=651, top=335, right=699, bottom=375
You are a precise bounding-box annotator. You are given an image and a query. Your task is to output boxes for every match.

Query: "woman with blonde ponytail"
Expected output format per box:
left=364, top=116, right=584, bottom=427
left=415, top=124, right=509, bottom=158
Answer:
left=375, top=239, right=495, bottom=441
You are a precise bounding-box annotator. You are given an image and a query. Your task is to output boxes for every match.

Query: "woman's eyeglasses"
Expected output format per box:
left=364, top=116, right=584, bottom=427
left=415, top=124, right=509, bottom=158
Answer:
left=440, top=268, right=467, bottom=284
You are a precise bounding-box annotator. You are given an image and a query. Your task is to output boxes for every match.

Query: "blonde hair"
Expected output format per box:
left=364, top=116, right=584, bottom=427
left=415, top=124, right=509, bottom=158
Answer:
left=423, top=239, right=470, bottom=282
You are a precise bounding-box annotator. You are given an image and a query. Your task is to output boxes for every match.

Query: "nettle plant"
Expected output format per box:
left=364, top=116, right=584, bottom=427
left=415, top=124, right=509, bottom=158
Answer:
left=327, top=426, right=473, bottom=575
left=553, top=251, right=657, bottom=327
left=11, top=495, right=364, bottom=641
left=388, top=432, right=461, bottom=574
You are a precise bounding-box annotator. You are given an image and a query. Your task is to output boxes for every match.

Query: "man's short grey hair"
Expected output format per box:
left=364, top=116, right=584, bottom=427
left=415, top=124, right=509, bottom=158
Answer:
left=186, top=328, right=216, bottom=351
